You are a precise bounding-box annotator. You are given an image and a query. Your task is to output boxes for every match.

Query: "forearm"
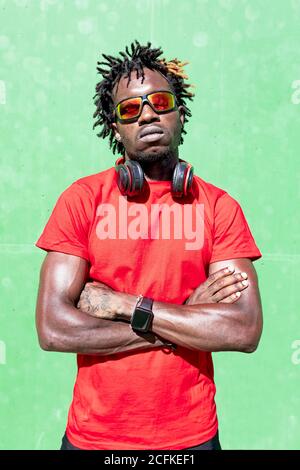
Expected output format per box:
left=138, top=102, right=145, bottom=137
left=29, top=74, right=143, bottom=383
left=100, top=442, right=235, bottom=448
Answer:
left=152, top=301, right=251, bottom=352
left=119, top=295, right=256, bottom=352
left=38, top=301, right=164, bottom=355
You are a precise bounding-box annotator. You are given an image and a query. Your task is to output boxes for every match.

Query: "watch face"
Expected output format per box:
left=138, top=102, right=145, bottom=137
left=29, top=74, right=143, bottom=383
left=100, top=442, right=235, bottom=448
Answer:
left=132, top=308, right=152, bottom=331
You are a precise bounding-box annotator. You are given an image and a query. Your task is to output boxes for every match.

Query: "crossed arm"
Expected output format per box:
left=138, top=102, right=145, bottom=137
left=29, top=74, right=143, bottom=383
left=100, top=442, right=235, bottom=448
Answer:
left=35, top=252, right=263, bottom=355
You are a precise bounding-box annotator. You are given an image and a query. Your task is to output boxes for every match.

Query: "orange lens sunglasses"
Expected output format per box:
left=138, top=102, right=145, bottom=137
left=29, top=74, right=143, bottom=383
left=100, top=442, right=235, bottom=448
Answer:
left=115, top=90, right=177, bottom=123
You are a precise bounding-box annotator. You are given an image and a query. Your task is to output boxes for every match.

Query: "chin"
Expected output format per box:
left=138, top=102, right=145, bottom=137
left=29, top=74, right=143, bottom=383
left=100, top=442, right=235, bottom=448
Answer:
left=127, top=148, right=175, bottom=163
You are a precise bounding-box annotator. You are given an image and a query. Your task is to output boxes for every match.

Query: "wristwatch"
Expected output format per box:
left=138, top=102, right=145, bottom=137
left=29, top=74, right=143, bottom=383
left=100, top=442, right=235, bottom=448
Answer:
left=130, top=295, right=154, bottom=333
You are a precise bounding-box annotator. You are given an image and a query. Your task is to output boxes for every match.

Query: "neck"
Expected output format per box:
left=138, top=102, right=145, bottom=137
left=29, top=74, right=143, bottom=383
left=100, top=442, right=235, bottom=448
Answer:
left=125, top=149, right=179, bottom=181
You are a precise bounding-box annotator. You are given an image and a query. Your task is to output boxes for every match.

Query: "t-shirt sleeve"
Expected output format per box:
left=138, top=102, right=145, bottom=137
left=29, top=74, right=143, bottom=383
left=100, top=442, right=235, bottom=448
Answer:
left=210, top=192, right=262, bottom=263
left=35, top=182, right=92, bottom=261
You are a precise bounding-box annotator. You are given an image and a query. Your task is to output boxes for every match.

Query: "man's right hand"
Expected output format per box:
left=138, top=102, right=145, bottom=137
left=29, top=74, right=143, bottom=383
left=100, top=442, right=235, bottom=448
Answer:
left=185, top=266, right=249, bottom=305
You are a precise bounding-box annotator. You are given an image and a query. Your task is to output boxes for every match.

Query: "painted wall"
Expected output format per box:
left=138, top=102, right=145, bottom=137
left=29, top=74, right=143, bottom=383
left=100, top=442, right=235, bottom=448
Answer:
left=0, top=0, right=299, bottom=449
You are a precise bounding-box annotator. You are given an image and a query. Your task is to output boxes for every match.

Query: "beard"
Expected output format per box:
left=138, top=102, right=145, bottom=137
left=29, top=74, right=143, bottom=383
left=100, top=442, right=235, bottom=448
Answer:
left=126, top=148, right=175, bottom=165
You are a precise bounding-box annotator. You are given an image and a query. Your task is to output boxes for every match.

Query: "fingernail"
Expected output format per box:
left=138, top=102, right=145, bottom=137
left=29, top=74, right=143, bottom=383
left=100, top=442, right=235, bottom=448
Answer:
left=241, top=272, right=248, bottom=279
left=242, top=280, right=248, bottom=286
left=227, top=266, right=234, bottom=272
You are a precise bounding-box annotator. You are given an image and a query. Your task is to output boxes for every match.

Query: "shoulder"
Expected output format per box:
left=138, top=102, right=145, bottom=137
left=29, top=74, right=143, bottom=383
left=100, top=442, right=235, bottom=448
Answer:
left=193, top=174, right=238, bottom=208
left=192, top=175, right=244, bottom=230
left=74, top=166, right=115, bottom=194
left=62, top=166, right=116, bottom=201
left=193, top=174, right=226, bottom=198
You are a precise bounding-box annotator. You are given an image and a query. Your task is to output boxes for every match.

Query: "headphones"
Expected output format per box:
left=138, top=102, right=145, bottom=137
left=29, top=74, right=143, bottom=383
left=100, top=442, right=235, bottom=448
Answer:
left=115, top=156, right=194, bottom=198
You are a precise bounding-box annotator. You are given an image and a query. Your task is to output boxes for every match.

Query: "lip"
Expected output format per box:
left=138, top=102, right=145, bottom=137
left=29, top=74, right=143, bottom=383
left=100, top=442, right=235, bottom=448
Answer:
left=139, top=125, right=164, bottom=139
left=139, top=133, right=164, bottom=143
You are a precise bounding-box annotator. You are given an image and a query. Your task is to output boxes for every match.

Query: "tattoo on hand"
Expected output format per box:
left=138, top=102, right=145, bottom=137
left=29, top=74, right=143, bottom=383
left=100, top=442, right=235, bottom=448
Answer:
left=80, top=290, right=99, bottom=316
left=99, top=291, right=110, bottom=314
left=78, top=286, right=113, bottom=318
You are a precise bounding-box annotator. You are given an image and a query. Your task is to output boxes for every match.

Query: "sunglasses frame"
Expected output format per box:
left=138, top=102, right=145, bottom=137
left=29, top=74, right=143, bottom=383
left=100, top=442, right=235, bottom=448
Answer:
left=114, top=90, right=178, bottom=123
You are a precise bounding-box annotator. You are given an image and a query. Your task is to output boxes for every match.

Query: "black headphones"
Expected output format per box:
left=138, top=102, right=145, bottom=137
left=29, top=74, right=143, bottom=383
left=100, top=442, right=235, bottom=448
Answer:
left=115, top=156, right=194, bottom=198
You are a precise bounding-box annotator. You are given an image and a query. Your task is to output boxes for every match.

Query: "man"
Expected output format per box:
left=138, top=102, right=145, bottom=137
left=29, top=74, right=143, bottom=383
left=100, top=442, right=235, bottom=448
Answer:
left=35, top=40, right=263, bottom=450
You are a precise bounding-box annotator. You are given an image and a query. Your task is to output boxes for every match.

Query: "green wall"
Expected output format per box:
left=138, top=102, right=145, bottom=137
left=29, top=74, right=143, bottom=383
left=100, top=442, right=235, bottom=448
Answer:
left=0, top=0, right=299, bottom=450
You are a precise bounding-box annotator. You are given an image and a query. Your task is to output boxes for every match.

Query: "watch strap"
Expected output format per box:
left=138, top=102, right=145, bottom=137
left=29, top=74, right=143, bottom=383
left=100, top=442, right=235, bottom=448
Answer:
left=138, top=296, right=153, bottom=311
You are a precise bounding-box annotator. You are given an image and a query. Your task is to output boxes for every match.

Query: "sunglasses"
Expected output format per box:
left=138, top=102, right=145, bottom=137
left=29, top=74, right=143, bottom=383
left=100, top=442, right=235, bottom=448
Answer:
left=114, top=90, right=178, bottom=123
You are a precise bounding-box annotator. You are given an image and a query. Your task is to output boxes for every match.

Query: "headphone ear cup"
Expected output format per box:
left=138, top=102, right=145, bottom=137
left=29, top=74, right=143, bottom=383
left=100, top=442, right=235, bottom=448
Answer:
left=172, top=162, right=187, bottom=198
left=125, top=160, right=144, bottom=196
left=116, top=163, right=132, bottom=195
left=172, top=162, right=194, bottom=197
left=184, top=164, right=194, bottom=195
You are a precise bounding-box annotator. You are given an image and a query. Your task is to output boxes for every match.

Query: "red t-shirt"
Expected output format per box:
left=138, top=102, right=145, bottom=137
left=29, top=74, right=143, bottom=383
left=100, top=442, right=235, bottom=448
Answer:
left=35, top=164, right=262, bottom=450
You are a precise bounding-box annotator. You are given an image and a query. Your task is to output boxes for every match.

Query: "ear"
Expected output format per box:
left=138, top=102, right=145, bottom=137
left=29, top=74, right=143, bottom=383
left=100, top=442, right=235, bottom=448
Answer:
left=178, top=105, right=185, bottom=127
left=111, top=122, right=122, bottom=142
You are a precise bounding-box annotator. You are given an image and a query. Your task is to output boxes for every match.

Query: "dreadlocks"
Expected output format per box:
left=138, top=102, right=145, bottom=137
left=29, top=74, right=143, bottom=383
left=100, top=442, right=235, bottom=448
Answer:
left=93, top=40, right=195, bottom=155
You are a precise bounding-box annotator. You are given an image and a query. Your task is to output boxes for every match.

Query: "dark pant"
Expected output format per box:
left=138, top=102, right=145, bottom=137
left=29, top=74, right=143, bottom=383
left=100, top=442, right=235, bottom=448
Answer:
left=60, top=431, right=221, bottom=450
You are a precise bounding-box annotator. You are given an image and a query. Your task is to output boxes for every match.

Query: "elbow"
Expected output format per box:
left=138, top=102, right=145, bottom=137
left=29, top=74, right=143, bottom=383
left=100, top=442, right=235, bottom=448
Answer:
left=36, top=312, right=63, bottom=352
left=37, top=326, right=58, bottom=351
left=37, top=321, right=73, bottom=352
left=38, top=338, right=51, bottom=351
left=242, top=340, right=259, bottom=354
left=236, top=304, right=263, bottom=353
left=36, top=311, right=53, bottom=351
left=36, top=303, right=70, bottom=352
left=241, top=322, right=263, bottom=354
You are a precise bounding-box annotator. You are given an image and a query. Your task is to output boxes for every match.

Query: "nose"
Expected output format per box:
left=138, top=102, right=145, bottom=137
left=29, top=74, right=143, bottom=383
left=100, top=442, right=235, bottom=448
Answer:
left=138, top=102, right=160, bottom=125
